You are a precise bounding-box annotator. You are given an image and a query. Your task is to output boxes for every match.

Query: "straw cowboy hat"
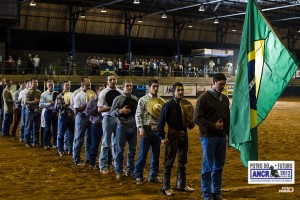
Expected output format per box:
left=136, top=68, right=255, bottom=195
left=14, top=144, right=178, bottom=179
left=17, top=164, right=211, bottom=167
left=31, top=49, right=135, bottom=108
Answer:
left=63, top=91, right=72, bottom=105
left=180, top=99, right=194, bottom=126
left=147, top=97, right=165, bottom=119
left=105, top=90, right=121, bottom=106
left=86, top=89, right=97, bottom=102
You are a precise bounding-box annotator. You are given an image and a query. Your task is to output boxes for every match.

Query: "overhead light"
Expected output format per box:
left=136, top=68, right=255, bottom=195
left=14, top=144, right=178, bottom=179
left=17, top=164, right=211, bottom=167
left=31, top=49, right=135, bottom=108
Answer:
left=29, top=0, right=36, bottom=6
left=137, top=17, right=143, bottom=23
left=161, top=12, right=167, bottom=19
left=80, top=13, right=86, bottom=19
left=101, top=7, right=107, bottom=13
left=214, top=18, right=219, bottom=24
left=133, top=0, right=140, bottom=4
left=232, top=29, right=236, bottom=32
left=199, top=5, right=205, bottom=12
left=298, top=29, right=300, bottom=33
left=188, top=25, right=193, bottom=28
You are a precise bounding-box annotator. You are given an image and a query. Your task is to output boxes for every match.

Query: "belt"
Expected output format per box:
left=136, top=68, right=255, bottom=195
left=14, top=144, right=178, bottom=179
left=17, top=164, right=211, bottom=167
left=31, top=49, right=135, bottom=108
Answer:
left=143, top=125, right=158, bottom=131
left=120, top=122, right=136, bottom=128
left=169, top=127, right=186, bottom=137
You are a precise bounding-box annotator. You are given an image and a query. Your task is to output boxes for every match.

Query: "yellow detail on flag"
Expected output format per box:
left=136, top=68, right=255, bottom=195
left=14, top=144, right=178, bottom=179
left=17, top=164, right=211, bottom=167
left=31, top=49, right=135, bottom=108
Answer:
left=254, top=40, right=264, bottom=98
left=250, top=108, right=258, bottom=129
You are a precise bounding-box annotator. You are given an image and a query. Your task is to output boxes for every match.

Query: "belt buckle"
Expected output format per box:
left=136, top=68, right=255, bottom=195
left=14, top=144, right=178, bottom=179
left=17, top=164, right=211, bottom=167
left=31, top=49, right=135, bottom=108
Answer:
left=151, top=125, right=157, bottom=131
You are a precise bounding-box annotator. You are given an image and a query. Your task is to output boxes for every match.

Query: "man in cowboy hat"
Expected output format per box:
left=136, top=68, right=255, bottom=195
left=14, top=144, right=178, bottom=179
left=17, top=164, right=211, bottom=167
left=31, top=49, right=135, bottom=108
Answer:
left=134, top=79, right=165, bottom=185
left=97, top=73, right=123, bottom=174
left=110, top=80, right=138, bottom=180
left=157, top=82, right=195, bottom=196
left=193, top=73, right=230, bottom=200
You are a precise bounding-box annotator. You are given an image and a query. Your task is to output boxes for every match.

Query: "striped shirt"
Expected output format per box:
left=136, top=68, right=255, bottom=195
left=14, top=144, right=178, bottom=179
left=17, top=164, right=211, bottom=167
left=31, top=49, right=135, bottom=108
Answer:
left=135, top=93, right=165, bottom=131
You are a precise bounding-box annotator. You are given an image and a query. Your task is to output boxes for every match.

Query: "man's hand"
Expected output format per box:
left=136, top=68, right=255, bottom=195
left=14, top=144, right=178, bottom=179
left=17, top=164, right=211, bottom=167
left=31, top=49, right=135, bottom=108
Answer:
left=161, top=138, right=169, bottom=145
left=215, top=119, right=224, bottom=131
left=122, top=106, right=131, bottom=115
left=139, top=129, right=146, bottom=138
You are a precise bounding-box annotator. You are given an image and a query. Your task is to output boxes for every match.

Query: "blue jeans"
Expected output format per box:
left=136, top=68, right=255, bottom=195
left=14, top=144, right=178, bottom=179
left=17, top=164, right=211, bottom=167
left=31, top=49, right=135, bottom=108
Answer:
left=2, top=113, right=13, bottom=136
left=89, top=122, right=103, bottom=167
left=19, top=106, right=26, bottom=140
left=57, top=113, right=74, bottom=153
left=115, top=123, right=137, bottom=174
left=200, top=137, right=226, bottom=199
left=73, top=113, right=91, bottom=164
left=99, top=115, right=117, bottom=170
left=134, top=127, right=161, bottom=180
left=24, top=109, right=40, bottom=145
left=43, top=110, right=58, bottom=147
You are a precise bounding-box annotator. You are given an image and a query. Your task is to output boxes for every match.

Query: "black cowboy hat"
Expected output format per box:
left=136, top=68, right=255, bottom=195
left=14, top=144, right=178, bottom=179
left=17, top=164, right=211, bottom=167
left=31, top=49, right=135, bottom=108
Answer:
left=105, top=90, right=121, bottom=106
left=120, top=97, right=138, bottom=118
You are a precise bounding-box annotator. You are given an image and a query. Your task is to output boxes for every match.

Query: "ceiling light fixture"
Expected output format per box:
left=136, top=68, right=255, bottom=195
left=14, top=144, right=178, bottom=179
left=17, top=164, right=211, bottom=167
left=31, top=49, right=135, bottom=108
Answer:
left=161, top=12, right=167, bottom=19
left=137, top=17, right=143, bottom=23
left=101, top=7, right=107, bottom=13
left=298, top=29, right=300, bottom=33
left=29, top=0, right=36, bottom=6
left=80, top=13, right=86, bottom=19
left=232, top=29, right=236, bottom=32
left=133, top=0, right=140, bottom=4
left=214, top=18, right=219, bottom=24
left=199, top=5, right=205, bottom=12
left=188, top=25, right=193, bottom=28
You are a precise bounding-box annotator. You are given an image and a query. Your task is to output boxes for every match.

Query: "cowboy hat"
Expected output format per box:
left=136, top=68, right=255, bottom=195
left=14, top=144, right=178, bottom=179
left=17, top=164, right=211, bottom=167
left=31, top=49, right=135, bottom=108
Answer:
left=63, top=91, right=72, bottom=105
left=86, top=89, right=97, bottom=102
left=105, top=89, right=121, bottom=106
left=120, top=97, right=138, bottom=118
left=180, top=99, right=194, bottom=126
left=147, top=97, right=165, bottom=119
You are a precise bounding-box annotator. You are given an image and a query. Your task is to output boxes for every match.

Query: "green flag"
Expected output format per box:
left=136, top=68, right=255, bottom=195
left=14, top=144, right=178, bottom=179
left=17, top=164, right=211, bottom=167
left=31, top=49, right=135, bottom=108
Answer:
left=229, top=0, right=299, bottom=167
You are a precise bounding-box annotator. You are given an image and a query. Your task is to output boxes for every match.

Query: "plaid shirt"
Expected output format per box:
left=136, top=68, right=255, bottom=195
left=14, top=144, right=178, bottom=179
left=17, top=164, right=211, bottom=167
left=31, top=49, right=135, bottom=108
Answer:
left=111, top=94, right=138, bottom=124
left=135, top=92, right=165, bottom=131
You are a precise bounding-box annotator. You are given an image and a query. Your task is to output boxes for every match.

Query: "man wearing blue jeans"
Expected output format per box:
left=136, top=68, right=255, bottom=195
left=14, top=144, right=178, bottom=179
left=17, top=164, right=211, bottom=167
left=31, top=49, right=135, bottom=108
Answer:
left=73, top=81, right=92, bottom=165
left=39, top=80, right=58, bottom=149
left=24, top=78, right=41, bottom=147
left=193, top=73, right=230, bottom=200
left=111, top=80, right=138, bottom=180
left=97, top=74, right=123, bottom=174
left=84, top=84, right=104, bottom=168
left=134, top=79, right=165, bottom=185
left=56, top=81, right=74, bottom=155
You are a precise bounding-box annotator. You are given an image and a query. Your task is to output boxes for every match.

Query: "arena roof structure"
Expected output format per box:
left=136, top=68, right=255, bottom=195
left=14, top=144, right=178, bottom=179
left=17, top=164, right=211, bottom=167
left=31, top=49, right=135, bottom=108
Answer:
left=0, top=0, right=299, bottom=56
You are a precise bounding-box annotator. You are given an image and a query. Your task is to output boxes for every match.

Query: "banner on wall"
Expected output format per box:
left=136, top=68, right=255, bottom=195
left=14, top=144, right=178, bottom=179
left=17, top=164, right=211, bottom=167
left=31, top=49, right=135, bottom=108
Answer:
left=158, top=85, right=197, bottom=97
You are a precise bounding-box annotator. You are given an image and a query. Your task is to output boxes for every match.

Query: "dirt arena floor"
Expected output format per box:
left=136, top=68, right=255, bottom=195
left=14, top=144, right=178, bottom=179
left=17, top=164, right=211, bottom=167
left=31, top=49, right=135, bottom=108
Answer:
left=0, top=97, right=299, bottom=200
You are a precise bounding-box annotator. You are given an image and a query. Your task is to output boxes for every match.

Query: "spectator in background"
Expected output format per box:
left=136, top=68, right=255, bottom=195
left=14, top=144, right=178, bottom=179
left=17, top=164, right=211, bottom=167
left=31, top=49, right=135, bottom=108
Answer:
left=26, top=53, right=34, bottom=75
left=17, top=57, right=23, bottom=75
left=0, top=78, right=6, bottom=131
left=5, top=56, right=15, bottom=74
left=33, top=54, right=41, bottom=75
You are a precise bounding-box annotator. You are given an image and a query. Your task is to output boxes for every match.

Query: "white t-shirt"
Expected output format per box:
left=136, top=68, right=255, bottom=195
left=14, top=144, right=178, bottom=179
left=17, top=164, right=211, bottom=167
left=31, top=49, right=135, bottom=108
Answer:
left=74, top=90, right=87, bottom=110
left=97, top=87, right=123, bottom=117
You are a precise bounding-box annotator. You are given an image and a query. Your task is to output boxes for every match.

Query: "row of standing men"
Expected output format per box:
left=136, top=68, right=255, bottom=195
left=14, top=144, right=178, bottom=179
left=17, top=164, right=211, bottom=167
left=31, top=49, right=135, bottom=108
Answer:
left=1, top=73, right=229, bottom=200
